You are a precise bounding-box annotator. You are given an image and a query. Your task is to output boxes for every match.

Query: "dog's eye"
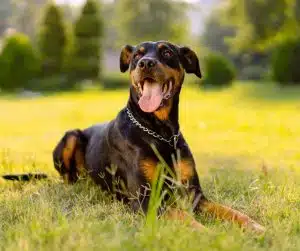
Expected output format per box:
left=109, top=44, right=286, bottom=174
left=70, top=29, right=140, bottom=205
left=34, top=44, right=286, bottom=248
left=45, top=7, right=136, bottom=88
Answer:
left=162, top=50, right=173, bottom=58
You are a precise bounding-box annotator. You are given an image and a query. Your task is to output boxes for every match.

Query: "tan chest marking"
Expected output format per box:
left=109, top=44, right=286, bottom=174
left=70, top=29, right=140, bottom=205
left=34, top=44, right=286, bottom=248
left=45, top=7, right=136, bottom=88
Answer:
left=62, top=135, right=77, bottom=170
left=141, top=158, right=194, bottom=183
left=140, top=159, right=158, bottom=182
left=154, top=98, right=173, bottom=120
left=175, top=159, right=194, bottom=183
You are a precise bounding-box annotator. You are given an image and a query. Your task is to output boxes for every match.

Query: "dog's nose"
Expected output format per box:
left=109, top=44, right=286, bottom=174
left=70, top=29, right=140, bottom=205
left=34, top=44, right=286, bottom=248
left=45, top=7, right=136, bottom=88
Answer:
left=138, top=58, right=157, bottom=70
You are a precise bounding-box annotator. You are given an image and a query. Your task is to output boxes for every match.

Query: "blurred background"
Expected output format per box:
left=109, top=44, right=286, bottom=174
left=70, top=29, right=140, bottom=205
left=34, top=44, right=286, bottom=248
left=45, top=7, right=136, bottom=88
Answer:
left=0, top=0, right=299, bottom=92
left=1, top=3, right=300, bottom=248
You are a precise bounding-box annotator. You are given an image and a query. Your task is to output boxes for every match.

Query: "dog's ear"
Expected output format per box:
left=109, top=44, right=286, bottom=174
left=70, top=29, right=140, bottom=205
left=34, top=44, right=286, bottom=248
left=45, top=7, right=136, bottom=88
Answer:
left=179, top=46, right=202, bottom=78
left=120, top=45, right=135, bottom=73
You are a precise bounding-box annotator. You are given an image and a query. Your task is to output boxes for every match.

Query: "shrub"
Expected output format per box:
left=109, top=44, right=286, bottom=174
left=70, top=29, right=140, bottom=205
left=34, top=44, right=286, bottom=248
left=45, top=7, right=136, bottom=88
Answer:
left=0, top=53, right=4, bottom=90
left=0, top=33, right=40, bottom=91
left=38, top=3, right=67, bottom=77
left=271, top=37, right=300, bottom=85
left=27, top=75, right=69, bottom=92
left=70, top=0, right=103, bottom=82
left=202, top=53, right=235, bottom=88
left=102, top=72, right=129, bottom=89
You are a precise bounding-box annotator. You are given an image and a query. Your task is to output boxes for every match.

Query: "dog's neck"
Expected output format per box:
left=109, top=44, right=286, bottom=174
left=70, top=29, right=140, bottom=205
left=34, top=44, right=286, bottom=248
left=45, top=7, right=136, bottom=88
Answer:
left=126, top=86, right=181, bottom=138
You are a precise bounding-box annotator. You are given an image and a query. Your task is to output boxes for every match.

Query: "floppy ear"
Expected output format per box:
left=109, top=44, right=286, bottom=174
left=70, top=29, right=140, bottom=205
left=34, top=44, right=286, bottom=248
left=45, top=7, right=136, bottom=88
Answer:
left=120, top=45, right=135, bottom=73
left=179, top=47, right=202, bottom=78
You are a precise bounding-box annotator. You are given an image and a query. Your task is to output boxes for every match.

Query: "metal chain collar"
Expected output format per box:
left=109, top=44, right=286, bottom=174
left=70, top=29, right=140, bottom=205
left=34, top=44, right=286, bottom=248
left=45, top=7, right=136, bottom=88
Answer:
left=126, top=108, right=180, bottom=149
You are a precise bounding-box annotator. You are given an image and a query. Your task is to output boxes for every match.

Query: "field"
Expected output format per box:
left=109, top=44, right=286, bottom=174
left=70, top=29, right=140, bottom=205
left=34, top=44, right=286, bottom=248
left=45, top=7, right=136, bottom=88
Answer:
left=1, top=82, right=300, bottom=251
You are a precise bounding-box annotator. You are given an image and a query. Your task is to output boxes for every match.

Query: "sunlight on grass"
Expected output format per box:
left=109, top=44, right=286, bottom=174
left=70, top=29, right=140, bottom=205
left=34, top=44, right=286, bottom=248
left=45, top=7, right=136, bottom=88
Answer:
left=1, top=82, right=300, bottom=250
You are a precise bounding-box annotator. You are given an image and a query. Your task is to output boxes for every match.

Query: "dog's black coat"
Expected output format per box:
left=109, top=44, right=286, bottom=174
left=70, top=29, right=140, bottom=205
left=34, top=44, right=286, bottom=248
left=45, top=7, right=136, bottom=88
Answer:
left=53, top=41, right=205, bottom=212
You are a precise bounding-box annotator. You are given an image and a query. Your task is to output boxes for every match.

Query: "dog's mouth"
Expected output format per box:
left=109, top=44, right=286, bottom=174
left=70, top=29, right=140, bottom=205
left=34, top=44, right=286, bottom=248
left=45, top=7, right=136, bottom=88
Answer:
left=136, top=77, right=174, bottom=113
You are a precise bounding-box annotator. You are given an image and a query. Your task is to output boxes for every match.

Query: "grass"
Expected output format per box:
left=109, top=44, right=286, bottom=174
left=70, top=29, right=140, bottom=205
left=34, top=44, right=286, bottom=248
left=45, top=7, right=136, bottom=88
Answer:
left=1, top=82, right=300, bottom=251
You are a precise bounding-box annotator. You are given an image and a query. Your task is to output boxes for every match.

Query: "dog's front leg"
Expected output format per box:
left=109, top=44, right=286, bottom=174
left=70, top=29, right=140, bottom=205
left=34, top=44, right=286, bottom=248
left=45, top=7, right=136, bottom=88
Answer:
left=164, top=208, right=207, bottom=231
left=197, top=200, right=266, bottom=234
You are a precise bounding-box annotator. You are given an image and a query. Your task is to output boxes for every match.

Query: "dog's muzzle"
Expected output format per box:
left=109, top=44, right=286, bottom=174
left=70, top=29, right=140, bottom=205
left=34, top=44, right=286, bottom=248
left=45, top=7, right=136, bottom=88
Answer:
left=136, top=77, right=174, bottom=113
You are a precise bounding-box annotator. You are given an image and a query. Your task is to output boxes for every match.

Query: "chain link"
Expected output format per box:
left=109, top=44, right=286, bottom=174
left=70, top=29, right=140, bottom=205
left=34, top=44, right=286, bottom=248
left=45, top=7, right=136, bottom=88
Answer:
left=126, top=108, right=180, bottom=149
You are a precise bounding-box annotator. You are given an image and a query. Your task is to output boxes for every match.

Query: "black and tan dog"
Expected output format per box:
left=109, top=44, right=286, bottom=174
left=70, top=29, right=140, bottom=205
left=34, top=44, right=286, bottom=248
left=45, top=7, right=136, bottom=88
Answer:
left=52, top=41, right=263, bottom=232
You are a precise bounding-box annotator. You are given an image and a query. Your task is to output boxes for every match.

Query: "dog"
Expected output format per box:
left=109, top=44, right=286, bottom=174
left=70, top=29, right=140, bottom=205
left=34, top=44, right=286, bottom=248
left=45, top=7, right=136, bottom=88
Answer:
left=50, top=41, right=264, bottom=233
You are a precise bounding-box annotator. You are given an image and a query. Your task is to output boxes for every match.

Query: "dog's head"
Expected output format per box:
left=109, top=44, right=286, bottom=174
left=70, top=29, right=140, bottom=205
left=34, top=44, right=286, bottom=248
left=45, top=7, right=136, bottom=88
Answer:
left=120, top=41, right=201, bottom=114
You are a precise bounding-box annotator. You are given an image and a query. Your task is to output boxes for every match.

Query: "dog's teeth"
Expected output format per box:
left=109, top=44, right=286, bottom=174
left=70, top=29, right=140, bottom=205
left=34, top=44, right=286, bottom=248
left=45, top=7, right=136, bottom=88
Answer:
left=162, top=83, right=167, bottom=94
left=167, top=80, right=173, bottom=93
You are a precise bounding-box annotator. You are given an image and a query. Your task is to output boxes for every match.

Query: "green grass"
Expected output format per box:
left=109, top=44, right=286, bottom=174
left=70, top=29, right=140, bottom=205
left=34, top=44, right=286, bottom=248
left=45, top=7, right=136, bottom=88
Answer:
left=1, top=82, right=300, bottom=251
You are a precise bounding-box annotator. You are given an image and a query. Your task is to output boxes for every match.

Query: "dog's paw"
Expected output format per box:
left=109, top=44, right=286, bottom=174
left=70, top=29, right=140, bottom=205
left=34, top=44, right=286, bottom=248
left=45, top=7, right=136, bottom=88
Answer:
left=246, top=221, right=266, bottom=234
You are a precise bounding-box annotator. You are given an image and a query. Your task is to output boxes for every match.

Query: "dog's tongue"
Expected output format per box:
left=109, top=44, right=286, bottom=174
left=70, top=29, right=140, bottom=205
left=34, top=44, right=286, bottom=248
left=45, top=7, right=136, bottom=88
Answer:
left=138, top=80, right=163, bottom=113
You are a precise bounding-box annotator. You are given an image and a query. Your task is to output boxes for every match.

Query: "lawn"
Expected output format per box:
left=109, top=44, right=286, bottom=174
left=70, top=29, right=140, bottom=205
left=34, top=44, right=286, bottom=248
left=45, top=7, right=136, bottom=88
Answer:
left=1, top=82, right=300, bottom=251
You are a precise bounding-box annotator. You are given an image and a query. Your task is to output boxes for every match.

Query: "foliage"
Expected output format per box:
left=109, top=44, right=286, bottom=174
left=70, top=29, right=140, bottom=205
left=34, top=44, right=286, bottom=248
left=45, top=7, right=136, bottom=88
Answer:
left=202, top=10, right=235, bottom=57
left=114, top=0, right=188, bottom=46
left=0, top=33, right=40, bottom=91
left=38, top=2, right=67, bottom=77
left=201, top=8, right=270, bottom=81
left=202, top=53, right=236, bottom=87
left=102, top=72, right=129, bottom=89
left=69, top=0, right=103, bottom=82
left=224, top=0, right=300, bottom=52
left=271, top=37, right=300, bottom=85
left=27, top=75, right=69, bottom=92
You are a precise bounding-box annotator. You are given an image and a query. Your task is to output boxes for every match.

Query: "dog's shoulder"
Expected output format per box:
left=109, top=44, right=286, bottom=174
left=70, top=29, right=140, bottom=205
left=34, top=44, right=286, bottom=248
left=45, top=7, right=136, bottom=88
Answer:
left=83, top=123, right=110, bottom=139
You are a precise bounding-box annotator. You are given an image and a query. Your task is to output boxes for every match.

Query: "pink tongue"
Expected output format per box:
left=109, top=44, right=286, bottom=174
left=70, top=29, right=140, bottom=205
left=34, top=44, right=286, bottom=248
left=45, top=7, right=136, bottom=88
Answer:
left=138, top=81, right=163, bottom=113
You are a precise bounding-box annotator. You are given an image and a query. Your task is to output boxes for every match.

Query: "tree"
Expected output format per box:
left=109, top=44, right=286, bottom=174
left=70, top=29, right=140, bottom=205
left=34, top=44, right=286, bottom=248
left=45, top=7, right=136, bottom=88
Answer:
left=201, top=8, right=269, bottom=80
left=202, top=53, right=236, bottom=88
left=38, top=2, right=67, bottom=77
left=271, top=37, right=300, bottom=85
left=0, top=33, right=40, bottom=91
left=201, top=9, right=235, bottom=58
left=70, top=0, right=103, bottom=81
left=224, top=0, right=300, bottom=52
left=114, top=0, right=188, bottom=46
